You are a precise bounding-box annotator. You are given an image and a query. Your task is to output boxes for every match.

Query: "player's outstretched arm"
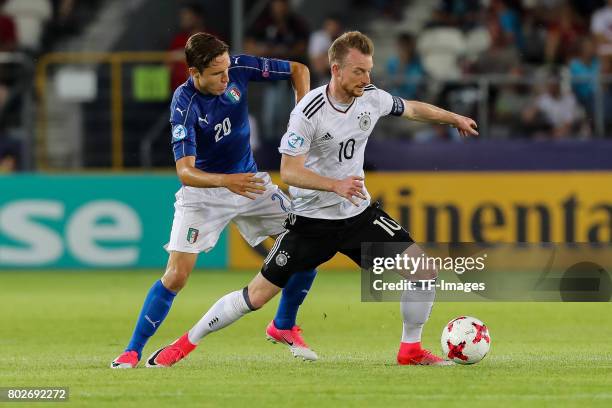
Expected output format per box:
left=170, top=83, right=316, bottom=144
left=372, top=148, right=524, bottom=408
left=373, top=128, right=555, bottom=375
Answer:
left=289, top=61, right=310, bottom=104
left=176, top=156, right=265, bottom=199
left=402, top=100, right=479, bottom=137
left=280, top=154, right=366, bottom=206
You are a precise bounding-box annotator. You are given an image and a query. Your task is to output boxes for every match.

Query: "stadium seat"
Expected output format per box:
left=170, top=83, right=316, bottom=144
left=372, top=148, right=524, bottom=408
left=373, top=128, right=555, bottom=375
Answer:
left=422, top=53, right=462, bottom=80
left=417, top=28, right=466, bottom=80
left=416, top=28, right=466, bottom=56
left=464, top=28, right=491, bottom=59
left=3, top=0, right=52, bottom=50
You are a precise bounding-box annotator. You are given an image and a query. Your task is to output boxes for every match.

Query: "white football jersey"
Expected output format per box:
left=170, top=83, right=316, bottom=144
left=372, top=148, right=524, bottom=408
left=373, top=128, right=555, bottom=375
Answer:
left=279, top=84, right=404, bottom=219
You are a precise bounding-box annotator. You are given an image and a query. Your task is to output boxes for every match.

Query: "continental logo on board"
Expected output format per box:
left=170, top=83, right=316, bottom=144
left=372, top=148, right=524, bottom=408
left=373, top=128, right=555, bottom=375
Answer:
left=229, top=172, right=612, bottom=269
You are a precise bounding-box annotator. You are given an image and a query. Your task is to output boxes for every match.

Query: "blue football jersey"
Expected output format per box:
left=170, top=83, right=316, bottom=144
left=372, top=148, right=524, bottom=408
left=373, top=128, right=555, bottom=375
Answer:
left=169, top=54, right=292, bottom=174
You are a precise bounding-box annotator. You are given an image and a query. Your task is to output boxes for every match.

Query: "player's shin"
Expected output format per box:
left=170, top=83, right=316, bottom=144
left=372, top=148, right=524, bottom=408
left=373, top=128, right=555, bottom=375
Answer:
left=394, top=245, right=437, bottom=353
left=274, top=269, right=317, bottom=329
left=399, top=283, right=435, bottom=347
left=187, top=287, right=257, bottom=344
left=126, top=280, right=177, bottom=357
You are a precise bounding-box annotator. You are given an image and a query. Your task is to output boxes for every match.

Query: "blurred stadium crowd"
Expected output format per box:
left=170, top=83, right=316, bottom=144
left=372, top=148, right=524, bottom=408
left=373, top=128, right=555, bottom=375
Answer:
left=0, top=0, right=101, bottom=171
left=238, top=0, right=612, bottom=143
left=2, top=0, right=612, bottom=172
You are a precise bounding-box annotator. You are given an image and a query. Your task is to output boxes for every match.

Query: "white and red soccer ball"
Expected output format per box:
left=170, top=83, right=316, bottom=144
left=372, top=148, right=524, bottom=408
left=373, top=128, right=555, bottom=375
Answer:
left=441, top=316, right=491, bottom=364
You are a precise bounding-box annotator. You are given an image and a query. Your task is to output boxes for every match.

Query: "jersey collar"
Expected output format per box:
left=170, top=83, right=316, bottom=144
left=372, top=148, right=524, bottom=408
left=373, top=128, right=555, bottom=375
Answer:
left=325, top=84, right=355, bottom=114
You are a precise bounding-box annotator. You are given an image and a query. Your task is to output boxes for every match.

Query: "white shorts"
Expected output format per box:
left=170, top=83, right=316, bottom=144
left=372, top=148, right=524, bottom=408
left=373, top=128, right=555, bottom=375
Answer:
left=165, top=172, right=290, bottom=254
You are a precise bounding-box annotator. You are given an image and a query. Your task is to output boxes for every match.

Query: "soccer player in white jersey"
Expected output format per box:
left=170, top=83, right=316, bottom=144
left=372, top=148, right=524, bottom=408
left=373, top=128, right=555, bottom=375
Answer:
left=146, top=31, right=478, bottom=367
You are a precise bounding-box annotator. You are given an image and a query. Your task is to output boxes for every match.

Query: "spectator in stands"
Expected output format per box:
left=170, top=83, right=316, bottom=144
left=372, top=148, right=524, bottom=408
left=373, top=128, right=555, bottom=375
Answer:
left=569, top=36, right=600, bottom=114
left=544, top=2, right=585, bottom=65
left=471, top=2, right=521, bottom=74
left=591, top=0, right=612, bottom=73
left=370, top=0, right=403, bottom=20
left=0, top=134, right=17, bottom=172
left=492, top=66, right=532, bottom=138
left=488, top=0, right=524, bottom=52
left=245, top=0, right=309, bottom=141
left=431, top=0, right=482, bottom=31
left=519, top=2, right=549, bottom=64
left=245, top=0, right=309, bottom=62
left=308, top=14, right=342, bottom=86
left=55, top=0, right=75, bottom=24
left=522, top=77, right=584, bottom=138
left=43, top=0, right=78, bottom=46
left=168, top=3, right=218, bottom=90
left=385, top=33, right=425, bottom=99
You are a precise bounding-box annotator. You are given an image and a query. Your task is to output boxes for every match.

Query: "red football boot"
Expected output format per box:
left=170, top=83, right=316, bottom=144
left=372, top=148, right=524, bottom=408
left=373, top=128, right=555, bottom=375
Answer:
left=266, top=320, right=318, bottom=361
left=110, top=350, right=139, bottom=369
left=397, top=342, right=454, bottom=366
left=146, top=333, right=197, bottom=368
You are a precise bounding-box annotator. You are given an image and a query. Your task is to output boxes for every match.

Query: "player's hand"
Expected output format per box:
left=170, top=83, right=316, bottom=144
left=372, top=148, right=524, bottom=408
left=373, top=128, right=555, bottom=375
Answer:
left=222, top=173, right=266, bottom=200
left=453, top=115, right=479, bottom=137
left=332, top=176, right=366, bottom=206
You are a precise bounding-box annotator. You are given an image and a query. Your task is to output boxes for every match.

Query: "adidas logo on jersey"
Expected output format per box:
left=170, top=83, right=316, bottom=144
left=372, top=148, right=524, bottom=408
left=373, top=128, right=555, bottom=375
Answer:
left=320, top=132, right=333, bottom=141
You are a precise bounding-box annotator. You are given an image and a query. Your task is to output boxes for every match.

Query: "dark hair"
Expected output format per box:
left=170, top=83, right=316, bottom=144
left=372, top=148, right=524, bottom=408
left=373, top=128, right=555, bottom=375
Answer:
left=185, top=32, right=229, bottom=72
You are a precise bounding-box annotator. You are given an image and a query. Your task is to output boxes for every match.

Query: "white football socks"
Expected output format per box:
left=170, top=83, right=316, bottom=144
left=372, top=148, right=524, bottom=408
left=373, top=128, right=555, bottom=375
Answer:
left=188, top=288, right=254, bottom=344
left=400, top=284, right=435, bottom=343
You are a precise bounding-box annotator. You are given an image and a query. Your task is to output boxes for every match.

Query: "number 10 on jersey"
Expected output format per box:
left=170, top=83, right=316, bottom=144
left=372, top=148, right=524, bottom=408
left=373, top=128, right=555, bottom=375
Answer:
left=338, top=138, right=355, bottom=162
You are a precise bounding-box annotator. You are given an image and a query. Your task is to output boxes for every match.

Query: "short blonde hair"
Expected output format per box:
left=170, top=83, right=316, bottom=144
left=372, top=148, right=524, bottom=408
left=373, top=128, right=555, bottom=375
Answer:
left=328, top=31, right=374, bottom=66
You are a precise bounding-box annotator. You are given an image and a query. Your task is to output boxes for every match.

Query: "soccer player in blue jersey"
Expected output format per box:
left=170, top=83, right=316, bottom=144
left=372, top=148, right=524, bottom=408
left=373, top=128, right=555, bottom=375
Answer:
left=111, top=32, right=317, bottom=368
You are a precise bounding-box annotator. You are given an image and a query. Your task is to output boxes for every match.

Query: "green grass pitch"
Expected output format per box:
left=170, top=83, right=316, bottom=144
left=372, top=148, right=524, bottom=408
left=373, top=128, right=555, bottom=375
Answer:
left=1, top=270, right=612, bottom=407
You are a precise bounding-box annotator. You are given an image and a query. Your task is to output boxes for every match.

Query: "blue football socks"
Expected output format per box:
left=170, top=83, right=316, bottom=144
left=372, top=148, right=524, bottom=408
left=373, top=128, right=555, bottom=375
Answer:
left=274, top=269, right=317, bottom=329
left=126, top=280, right=177, bottom=359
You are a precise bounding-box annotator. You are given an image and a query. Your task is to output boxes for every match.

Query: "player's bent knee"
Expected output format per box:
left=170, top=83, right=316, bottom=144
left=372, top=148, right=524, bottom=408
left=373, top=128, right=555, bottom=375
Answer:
left=400, top=243, right=438, bottom=281
left=162, top=252, right=197, bottom=292
left=247, top=292, right=265, bottom=310
left=247, top=273, right=282, bottom=309
left=161, top=270, right=189, bottom=292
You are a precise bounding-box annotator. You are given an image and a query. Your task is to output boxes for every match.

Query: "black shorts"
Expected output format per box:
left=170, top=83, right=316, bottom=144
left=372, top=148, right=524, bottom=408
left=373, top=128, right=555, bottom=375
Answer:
left=261, top=203, right=414, bottom=287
